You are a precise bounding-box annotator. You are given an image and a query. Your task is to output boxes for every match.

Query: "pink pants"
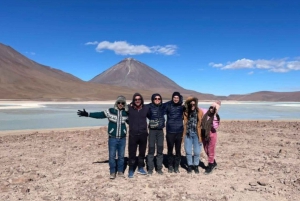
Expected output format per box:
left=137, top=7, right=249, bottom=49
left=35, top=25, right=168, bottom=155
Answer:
left=203, top=132, right=217, bottom=164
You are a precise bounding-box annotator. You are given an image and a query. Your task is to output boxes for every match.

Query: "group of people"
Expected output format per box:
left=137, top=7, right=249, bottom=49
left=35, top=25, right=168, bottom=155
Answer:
left=77, top=92, right=221, bottom=179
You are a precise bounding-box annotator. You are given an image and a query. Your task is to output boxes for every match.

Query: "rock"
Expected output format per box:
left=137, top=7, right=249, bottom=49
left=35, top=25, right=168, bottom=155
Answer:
left=258, top=179, right=268, bottom=186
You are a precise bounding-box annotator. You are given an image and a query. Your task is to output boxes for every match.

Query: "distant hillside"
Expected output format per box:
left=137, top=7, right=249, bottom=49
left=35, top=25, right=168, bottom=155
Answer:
left=227, top=91, right=300, bottom=101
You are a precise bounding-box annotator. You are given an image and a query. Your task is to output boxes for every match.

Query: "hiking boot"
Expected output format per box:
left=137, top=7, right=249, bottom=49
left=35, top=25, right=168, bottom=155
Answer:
left=148, top=170, right=153, bottom=175
left=168, top=166, right=174, bottom=173
left=157, top=169, right=163, bottom=175
left=137, top=167, right=147, bottom=175
left=117, top=172, right=125, bottom=178
left=194, top=166, right=199, bottom=174
left=174, top=166, right=180, bottom=173
left=212, top=160, right=217, bottom=169
left=128, top=169, right=134, bottom=178
left=110, top=173, right=116, bottom=179
left=187, top=166, right=193, bottom=174
left=204, top=163, right=214, bottom=175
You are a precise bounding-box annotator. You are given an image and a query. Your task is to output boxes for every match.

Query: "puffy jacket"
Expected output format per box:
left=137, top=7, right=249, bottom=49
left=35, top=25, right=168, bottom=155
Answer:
left=147, top=93, right=165, bottom=130
left=164, top=96, right=184, bottom=134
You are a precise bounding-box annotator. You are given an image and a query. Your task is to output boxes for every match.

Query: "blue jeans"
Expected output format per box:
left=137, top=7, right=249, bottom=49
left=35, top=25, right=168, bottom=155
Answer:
left=108, top=137, right=126, bottom=174
left=184, top=132, right=202, bottom=166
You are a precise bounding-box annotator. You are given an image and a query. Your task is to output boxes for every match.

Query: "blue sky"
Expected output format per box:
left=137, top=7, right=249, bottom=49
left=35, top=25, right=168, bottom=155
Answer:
left=1, top=0, right=300, bottom=96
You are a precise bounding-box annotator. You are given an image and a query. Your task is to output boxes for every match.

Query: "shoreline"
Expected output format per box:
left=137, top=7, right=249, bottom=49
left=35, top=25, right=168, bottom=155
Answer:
left=0, top=100, right=299, bottom=110
left=1, top=119, right=299, bottom=137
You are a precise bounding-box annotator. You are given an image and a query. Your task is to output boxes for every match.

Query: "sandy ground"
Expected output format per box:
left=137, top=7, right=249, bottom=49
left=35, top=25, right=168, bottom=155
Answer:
left=0, top=121, right=299, bottom=201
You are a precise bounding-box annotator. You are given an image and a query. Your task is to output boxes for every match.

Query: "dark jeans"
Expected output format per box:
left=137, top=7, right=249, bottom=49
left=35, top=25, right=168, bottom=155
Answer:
left=108, top=137, right=126, bottom=174
left=166, top=132, right=182, bottom=168
left=128, top=133, right=148, bottom=168
left=147, top=129, right=164, bottom=171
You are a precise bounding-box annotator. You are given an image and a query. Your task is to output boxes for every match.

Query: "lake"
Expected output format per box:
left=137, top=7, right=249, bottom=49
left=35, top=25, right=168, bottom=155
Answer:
left=0, top=102, right=299, bottom=131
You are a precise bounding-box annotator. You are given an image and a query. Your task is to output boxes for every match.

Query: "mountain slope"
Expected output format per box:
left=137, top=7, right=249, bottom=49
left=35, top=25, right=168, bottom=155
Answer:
left=227, top=91, right=300, bottom=102
left=90, top=58, right=217, bottom=100
left=0, top=43, right=155, bottom=100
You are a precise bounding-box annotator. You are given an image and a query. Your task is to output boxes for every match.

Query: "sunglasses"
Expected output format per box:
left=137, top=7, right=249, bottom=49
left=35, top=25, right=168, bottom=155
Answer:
left=134, top=98, right=141, bottom=101
left=209, top=106, right=215, bottom=110
left=117, top=102, right=125, bottom=105
left=190, top=103, right=195, bottom=106
left=154, top=98, right=161, bottom=100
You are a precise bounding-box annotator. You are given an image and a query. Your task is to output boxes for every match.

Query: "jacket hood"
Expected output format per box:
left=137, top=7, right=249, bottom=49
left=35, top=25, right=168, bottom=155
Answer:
left=151, top=93, right=163, bottom=105
left=184, top=96, right=199, bottom=111
left=114, top=95, right=128, bottom=111
left=132, top=92, right=144, bottom=106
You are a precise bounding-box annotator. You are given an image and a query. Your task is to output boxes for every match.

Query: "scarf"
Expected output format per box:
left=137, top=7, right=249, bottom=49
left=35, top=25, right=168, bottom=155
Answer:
left=201, top=111, right=214, bottom=141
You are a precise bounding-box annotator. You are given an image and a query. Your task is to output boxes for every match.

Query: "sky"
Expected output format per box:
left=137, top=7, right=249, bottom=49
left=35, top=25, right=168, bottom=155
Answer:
left=1, top=0, right=300, bottom=96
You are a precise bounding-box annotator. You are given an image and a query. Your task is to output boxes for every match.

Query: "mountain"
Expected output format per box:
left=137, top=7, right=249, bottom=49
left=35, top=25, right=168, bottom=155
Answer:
left=89, top=58, right=217, bottom=100
left=227, top=91, right=300, bottom=102
left=0, top=43, right=154, bottom=100
left=1, top=42, right=299, bottom=101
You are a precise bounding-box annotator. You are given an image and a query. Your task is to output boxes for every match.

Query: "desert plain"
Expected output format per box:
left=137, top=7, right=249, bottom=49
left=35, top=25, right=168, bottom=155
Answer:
left=0, top=120, right=299, bottom=201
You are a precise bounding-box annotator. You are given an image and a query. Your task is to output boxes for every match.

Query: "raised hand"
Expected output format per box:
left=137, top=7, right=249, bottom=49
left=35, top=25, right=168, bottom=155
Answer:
left=77, top=109, right=88, bottom=117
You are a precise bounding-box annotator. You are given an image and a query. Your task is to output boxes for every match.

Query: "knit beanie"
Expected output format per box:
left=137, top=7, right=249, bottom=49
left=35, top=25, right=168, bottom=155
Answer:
left=211, top=100, right=221, bottom=112
left=172, top=91, right=181, bottom=98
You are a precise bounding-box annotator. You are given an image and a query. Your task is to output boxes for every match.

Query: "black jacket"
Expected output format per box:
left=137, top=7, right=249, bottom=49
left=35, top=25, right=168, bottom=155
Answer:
left=164, top=96, right=184, bottom=134
left=147, top=93, right=165, bottom=130
left=128, top=93, right=149, bottom=135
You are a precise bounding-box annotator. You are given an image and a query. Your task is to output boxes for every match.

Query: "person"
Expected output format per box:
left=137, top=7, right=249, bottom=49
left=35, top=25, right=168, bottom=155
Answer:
left=127, top=92, right=150, bottom=178
left=201, top=100, right=221, bottom=174
left=182, top=97, right=204, bottom=174
left=147, top=93, right=165, bottom=175
left=164, top=91, right=184, bottom=173
left=77, top=96, right=129, bottom=179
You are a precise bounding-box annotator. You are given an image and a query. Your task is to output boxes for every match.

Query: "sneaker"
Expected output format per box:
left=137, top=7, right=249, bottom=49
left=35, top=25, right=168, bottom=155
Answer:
left=187, top=166, right=193, bottom=174
left=117, top=172, right=125, bottom=177
left=194, top=166, right=199, bottom=174
left=157, top=170, right=163, bottom=175
left=168, top=166, right=174, bottom=173
left=110, top=173, right=116, bottom=179
left=174, top=166, right=180, bottom=173
left=137, top=167, right=147, bottom=175
left=128, top=169, right=134, bottom=178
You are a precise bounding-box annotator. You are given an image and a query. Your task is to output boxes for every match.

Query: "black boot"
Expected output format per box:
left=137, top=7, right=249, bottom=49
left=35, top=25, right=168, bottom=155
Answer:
left=212, top=160, right=217, bottom=169
left=204, top=163, right=214, bottom=175
left=194, top=165, right=199, bottom=174
left=168, top=166, right=174, bottom=173
left=174, top=166, right=180, bottom=173
left=187, top=166, right=193, bottom=174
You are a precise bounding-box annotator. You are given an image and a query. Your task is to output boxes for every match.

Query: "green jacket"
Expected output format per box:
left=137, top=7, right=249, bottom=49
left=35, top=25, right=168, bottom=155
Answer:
left=89, top=108, right=128, bottom=138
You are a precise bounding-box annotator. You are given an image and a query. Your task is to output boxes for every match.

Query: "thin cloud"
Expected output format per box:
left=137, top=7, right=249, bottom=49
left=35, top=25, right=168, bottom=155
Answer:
left=25, top=52, right=36, bottom=55
left=210, top=57, right=300, bottom=73
left=209, top=62, right=223, bottom=68
left=85, top=40, right=177, bottom=55
left=85, top=41, right=99, bottom=45
left=248, top=71, right=254, bottom=75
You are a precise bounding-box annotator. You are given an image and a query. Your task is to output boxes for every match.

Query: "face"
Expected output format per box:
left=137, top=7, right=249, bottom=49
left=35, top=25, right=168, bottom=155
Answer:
left=134, top=96, right=142, bottom=106
left=190, top=101, right=196, bottom=110
left=173, top=96, right=179, bottom=103
left=117, top=101, right=125, bottom=110
left=154, top=96, right=161, bottom=104
left=209, top=106, right=216, bottom=114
